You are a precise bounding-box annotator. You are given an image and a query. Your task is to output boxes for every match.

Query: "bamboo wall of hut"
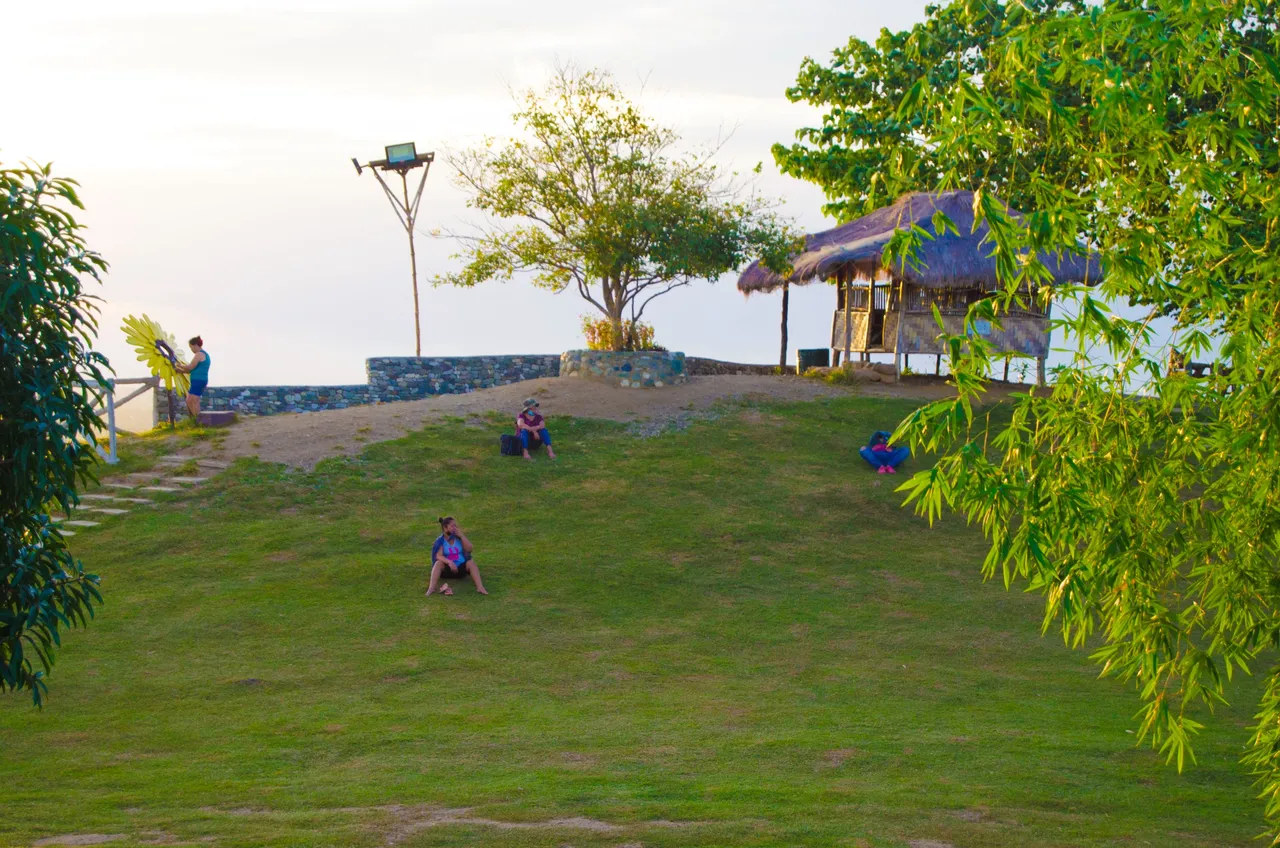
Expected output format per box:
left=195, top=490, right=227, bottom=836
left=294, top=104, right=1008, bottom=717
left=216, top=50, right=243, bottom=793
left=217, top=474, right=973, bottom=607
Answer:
left=831, top=282, right=1051, bottom=357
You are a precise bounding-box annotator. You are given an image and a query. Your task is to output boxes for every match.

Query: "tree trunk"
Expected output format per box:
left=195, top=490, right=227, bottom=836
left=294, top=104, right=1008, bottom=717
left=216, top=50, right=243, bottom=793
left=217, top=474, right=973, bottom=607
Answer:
left=608, top=308, right=626, bottom=352
left=779, top=282, right=790, bottom=369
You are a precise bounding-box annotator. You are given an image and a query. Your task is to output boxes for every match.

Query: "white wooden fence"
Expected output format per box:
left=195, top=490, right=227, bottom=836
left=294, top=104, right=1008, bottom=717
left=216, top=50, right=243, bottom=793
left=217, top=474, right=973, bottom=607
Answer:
left=90, top=376, right=160, bottom=464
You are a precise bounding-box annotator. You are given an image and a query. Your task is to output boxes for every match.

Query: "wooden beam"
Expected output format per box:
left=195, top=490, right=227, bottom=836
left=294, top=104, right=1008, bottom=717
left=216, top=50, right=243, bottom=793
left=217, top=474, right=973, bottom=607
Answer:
left=893, top=281, right=906, bottom=378
left=842, top=270, right=852, bottom=367
left=779, top=281, right=790, bottom=370
left=1036, top=300, right=1053, bottom=386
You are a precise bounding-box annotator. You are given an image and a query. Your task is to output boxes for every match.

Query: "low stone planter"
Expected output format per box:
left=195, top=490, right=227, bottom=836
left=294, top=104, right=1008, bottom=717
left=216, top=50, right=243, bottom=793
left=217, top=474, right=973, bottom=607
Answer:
left=560, top=350, right=687, bottom=388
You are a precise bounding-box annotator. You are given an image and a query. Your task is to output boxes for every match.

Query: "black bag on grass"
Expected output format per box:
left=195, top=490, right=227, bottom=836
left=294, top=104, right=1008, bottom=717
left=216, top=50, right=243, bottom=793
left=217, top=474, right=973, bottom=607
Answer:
left=500, top=434, right=523, bottom=457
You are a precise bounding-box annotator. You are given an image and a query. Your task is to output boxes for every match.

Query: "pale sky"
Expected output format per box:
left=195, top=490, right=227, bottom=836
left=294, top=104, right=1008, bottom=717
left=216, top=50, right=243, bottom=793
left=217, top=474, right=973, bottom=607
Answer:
left=11, top=0, right=957, bottom=386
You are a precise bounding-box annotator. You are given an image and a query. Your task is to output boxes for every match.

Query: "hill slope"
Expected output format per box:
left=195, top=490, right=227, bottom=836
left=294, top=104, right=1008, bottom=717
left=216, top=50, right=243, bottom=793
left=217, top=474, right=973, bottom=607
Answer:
left=1, top=395, right=1261, bottom=847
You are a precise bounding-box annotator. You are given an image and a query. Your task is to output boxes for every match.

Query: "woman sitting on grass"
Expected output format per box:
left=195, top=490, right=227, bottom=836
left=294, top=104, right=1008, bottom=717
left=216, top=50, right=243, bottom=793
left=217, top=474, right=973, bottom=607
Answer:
left=427, top=517, right=488, bottom=596
left=516, top=398, right=556, bottom=461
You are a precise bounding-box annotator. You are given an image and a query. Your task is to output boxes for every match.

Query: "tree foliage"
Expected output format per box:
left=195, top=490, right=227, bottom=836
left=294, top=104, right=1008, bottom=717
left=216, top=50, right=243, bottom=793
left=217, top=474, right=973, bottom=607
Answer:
left=437, top=66, right=798, bottom=350
left=580, top=315, right=660, bottom=352
left=773, top=0, right=1084, bottom=222
left=783, top=0, right=1280, bottom=836
left=1, top=163, right=108, bottom=705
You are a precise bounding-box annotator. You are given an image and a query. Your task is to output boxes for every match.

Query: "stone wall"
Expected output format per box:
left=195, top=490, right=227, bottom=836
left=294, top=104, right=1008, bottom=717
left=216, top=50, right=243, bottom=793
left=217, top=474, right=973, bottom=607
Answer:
left=157, top=354, right=560, bottom=421
left=560, top=350, right=687, bottom=388
left=367, top=355, right=561, bottom=402
left=159, top=384, right=374, bottom=420
left=153, top=352, right=797, bottom=423
left=684, top=357, right=780, bottom=377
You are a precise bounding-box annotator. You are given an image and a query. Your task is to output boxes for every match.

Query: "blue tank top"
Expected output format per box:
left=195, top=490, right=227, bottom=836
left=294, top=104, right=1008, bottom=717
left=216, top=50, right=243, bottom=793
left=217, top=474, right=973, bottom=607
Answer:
left=434, top=534, right=464, bottom=563
left=189, top=351, right=210, bottom=381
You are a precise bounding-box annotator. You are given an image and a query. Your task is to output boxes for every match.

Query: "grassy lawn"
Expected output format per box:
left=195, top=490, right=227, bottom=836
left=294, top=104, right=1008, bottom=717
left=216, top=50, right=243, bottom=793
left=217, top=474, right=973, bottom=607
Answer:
left=1, top=395, right=1264, bottom=847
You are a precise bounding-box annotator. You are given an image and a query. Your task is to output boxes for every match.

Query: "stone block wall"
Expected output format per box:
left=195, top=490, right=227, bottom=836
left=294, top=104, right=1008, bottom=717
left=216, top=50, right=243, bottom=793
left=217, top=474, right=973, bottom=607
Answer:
left=560, top=350, right=687, bottom=388
left=156, top=354, right=559, bottom=422
left=367, top=355, right=560, bottom=402
left=684, top=357, right=780, bottom=377
left=152, top=352, right=795, bottom=423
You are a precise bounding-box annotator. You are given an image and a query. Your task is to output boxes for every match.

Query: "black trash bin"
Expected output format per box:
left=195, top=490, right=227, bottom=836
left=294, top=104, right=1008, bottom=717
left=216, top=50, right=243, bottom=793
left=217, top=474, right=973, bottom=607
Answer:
left=796, top=348, right=830, bottom=374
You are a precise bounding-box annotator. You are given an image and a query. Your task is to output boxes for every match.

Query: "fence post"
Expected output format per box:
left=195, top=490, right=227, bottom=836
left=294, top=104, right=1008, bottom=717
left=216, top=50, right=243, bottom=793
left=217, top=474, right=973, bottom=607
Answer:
left=106, top=388, right=118, bottom=464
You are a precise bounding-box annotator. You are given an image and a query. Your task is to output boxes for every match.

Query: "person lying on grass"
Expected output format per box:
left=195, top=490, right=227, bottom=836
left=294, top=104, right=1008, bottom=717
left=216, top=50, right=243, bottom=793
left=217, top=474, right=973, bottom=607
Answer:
left=516, top=397, right=557, bottom=462
left=426, top=516, right=488, bottom=596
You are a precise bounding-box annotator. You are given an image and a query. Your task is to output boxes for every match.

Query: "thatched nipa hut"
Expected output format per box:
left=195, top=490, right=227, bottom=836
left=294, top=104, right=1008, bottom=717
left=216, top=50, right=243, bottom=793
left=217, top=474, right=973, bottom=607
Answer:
left=737, top=191, right=1100, bottom=381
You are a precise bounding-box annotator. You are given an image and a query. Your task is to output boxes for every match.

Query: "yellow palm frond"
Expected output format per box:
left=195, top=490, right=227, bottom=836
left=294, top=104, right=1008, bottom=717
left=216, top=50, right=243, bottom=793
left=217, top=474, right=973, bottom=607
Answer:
left=121, top=314, right=190, bottom=393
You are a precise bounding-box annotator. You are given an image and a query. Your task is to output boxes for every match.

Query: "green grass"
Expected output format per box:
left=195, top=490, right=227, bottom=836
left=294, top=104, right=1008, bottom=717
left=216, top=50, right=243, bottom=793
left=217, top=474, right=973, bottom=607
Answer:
left=3, top=396, right=1264, bottom=847
left=86, top=422, right=226, bottom=481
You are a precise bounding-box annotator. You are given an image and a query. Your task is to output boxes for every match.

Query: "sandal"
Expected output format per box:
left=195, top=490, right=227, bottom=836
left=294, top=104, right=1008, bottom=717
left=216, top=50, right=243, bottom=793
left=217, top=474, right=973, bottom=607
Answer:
left=429, top=584, right=453, bottom=596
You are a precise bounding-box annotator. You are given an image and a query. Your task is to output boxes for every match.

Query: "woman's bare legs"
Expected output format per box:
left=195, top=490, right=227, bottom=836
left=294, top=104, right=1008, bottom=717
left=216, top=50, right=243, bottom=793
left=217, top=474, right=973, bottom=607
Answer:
left=466, top=560, right=488, bottom=594
left=426, top=558, right=453, bottom=595
left=185, top=392, right=201, bottom=420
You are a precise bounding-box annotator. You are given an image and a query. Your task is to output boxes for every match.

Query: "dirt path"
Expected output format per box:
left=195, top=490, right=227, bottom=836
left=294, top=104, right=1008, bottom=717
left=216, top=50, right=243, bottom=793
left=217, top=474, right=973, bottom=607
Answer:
left=210, top=376, right=854, bottom=468
left=192, top=374, right=979, bottom=470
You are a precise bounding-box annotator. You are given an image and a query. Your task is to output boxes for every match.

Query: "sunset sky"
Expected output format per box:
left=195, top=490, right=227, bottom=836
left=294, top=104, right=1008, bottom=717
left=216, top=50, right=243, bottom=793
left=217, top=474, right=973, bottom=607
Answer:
left=11, top=0, right=1004, bottom=387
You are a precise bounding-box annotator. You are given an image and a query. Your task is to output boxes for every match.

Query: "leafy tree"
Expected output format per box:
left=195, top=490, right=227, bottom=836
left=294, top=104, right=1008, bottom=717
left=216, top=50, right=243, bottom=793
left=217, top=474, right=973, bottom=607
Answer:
left=775, top=0, right=1264, bottom=322
left=1, top=163, right=108, bottom=705
left=437, top=66, right=797, bottom=350
left=773, top=0, right=1085, bottom=223
left=783, top=0, right=1280, bottom=837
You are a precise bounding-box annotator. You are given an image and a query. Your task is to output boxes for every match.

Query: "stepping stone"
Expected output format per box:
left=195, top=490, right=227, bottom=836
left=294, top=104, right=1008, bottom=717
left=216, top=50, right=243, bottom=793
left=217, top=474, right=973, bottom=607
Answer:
left=103, top=482, right=136, bottom=490
left=169, top=477, right=209, bottom=484
left=80, top=494, right=116, bottom=501
left=64, top=520, right=101, bottom=528
left=157, top=455, right=198, bottom=464
left=85, top=507, right=130, bottom=515
left=59, top=530, right=76, bottom=537
left=112, top=497, right=154, bottom=504
left=197, top=459, right=230, bottom=469
left=140, top=486, right=182, bottom=493
left=198, top=411, right=237, bottom=427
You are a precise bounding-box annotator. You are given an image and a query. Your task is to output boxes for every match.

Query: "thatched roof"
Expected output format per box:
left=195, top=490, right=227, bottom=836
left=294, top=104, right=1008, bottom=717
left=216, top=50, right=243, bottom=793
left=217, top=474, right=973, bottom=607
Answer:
left=738, top=190, right=1101, bottom=295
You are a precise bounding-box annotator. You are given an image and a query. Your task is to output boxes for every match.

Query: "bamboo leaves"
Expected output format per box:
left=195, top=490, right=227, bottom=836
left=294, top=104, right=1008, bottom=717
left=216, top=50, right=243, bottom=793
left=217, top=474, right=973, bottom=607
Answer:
left=787, top=0, right=1280, bottom=835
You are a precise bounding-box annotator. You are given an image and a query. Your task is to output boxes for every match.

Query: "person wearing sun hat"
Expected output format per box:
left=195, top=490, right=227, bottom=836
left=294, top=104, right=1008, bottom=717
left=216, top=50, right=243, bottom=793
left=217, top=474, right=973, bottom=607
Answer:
left=515, top=397, right=556, bottom=461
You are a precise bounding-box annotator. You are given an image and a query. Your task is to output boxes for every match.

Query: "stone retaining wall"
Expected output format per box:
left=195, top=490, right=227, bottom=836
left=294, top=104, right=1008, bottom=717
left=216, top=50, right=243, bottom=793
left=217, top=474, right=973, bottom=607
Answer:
left=560, top=350, right=687, bottom=388
left=157, top=354, right=560, bottom=421
left=157, top=384, right=375, bottom=420
left=367, top=355, right=561, bottom=402
left=153, top=353, right=789, bottom=423
left=684, top=357, right=780, bottom=377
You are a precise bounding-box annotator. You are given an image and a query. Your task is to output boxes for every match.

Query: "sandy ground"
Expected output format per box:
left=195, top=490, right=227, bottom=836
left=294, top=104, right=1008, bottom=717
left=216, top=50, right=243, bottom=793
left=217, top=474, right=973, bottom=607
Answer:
left=192, top=374, right=969, bottom=470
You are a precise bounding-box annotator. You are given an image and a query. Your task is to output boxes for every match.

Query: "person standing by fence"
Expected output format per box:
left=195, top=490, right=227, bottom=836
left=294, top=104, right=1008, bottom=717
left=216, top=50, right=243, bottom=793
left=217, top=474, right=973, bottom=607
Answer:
left=177, top=336, right=210, bottom=421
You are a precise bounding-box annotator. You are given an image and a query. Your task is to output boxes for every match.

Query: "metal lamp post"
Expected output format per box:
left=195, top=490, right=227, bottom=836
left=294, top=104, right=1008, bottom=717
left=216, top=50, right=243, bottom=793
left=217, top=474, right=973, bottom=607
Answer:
left=353, top=142, right=435, bottom=357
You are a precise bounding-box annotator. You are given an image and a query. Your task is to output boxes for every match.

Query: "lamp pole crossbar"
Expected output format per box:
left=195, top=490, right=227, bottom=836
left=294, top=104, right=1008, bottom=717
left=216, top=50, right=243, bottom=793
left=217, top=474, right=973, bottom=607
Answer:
left=354, top=144, right=434, bottom=357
